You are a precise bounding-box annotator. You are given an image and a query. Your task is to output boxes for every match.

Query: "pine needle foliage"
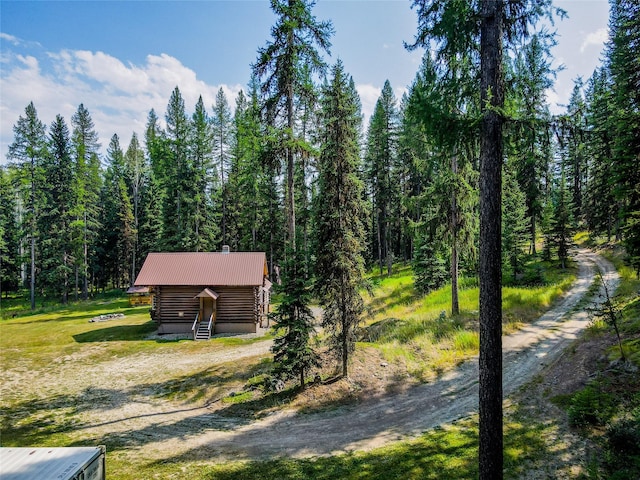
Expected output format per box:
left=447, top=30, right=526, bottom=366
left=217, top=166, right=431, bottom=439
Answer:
left=315, top=61, right=366, bottom=378
left=270, top=248, right=318, bottom=390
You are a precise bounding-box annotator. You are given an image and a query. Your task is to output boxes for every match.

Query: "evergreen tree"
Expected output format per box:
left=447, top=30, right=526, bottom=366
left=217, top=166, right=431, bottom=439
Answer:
left=229, top=85, right=271, bottom=253
left=547, top=172, right=574, bottom=269
left=271, top=246, right=319, bottom=388
left=364, top=80, right=400, bottom=276
left=40, top=115, right=75, bottom=302
left=115, top=177, right=136, bottom=287
left=7, top=102, right=47, bottom=309
left=142, top=109, right=167, bottom=256
left=403, top=56, right=449, bottom=295
left=191, top=96, right=217, bottom=251
left=608, top=0, right=640, bottom=271
left=413, top=235, right=448, bottom=294
left=211, top=88, right=233, bottom=247
left=71, top=103, right=101, bottom=299
left=244, top=76, right=286, bottom=272
left=97, top=135, right=127, bottom=289
left=400, top=52, right=478, bottom=315
left=293, top=64, right=320, bottom=277
left=558, top=81, right=588, bottom=222
left=124, top=133, right=146, bottom=279
left=137, top=168, right=164, bottom=263
left=163, top=87, right=192, bottom=250
left=270, top=248, right=318, bottom=389
left=502, top=165, right=529, bottom=282
left=408, top=0, right=561, bottom=475
left=583, top=68, right=618, bottom=240
left=509, top=34, right=555, bottom=253
left=253, top=0, right=333, bottom=252
left=315, top=60, right=366, bottom=378
left=0, top=167, right=21, bottom=299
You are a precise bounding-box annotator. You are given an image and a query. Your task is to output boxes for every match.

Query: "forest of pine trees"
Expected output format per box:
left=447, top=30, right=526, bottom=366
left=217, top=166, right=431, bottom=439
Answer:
left=1, top=0, right=638, bottom=307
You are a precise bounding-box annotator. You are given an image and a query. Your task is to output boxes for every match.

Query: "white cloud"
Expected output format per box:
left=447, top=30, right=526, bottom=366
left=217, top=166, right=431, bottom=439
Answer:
left=356, top=84, right=381, bottom=125
left=580, top=27, right=608, bottom=53
left=1, top=47, right=242, bottom=163
left=0, top=33, right=21, bottom=45
left=356, top=83, right=408, bottom=128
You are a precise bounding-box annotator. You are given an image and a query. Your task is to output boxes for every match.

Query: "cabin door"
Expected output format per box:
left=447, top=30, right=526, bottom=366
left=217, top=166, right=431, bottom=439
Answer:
left=202, top=298, right=217, bottom=325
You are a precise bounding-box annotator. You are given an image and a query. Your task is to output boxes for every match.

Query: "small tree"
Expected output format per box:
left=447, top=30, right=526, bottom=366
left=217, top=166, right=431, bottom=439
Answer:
left=594, top=269, right=626, bottom=362
left=547, top=172, right=574, bottom=269
left=502, top=165, right=529, bottom=281
left=413, top=231, right=448, bottom=295
left=622, top=208, right=640, bottom=278
left=270, top=249, right=318, bottom=390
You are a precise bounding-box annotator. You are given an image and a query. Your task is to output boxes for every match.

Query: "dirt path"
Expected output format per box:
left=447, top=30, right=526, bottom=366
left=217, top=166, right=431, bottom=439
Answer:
left=109, top=248, right=616, bottom=463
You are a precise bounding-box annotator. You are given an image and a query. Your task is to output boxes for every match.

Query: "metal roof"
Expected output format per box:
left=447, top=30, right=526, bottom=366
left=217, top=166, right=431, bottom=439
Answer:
left=0, top=447, right=104, bottom=480
left=126, top=286, right=150, bottom=294
left=195, top=288, right=219, bottom=299
left=134, top=252, right=268, bottom=287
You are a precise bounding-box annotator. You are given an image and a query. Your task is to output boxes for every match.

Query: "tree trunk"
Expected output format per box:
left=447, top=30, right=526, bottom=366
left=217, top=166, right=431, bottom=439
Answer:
left=376, top=206, right=383, bottom=275
left=451, top=154, right=460, bottom=316
left=286, top=53, right=296, bottom=252
left=30, top=165, right=36, bottom=311
left=451, top=241, right=459, bottom=315
left=30, top=235, right=35, bottom=310
left=479, top=0, right=504, bottom=478
left=83, top=211, right=89, bottom=300
left=63, top=252, right=69, bottom=305
left=530, top=213, right=537, bottom=255
left=342, top=323, right=349, bottom=377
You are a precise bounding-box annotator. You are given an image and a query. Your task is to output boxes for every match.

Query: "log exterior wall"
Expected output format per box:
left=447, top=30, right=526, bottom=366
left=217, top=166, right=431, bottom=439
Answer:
left=154, top=285, right=262, bottom=334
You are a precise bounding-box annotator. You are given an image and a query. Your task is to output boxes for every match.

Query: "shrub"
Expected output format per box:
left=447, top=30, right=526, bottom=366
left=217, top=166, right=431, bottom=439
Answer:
left=607, top=410, right=640, bottom=455
left=568, top=383, right=616, bottom=427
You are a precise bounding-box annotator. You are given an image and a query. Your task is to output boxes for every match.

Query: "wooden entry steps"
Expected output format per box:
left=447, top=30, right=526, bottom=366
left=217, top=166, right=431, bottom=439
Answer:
left=194, top=321, right=212, bottom=340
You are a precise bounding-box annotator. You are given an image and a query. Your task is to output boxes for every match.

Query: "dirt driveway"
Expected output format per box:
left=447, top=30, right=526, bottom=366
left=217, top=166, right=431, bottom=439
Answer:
left=4, top=249, right=618, bottom=466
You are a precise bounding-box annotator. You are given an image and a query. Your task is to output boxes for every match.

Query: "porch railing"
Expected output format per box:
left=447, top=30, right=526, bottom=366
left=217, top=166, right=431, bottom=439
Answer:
left=191, top=313, right=199, bottom=340
left=207, top=313, right=214, bottom=335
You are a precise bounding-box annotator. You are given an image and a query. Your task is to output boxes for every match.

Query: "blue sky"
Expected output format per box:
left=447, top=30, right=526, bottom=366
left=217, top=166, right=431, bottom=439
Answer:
left=1, top=0, right=610, bottom=163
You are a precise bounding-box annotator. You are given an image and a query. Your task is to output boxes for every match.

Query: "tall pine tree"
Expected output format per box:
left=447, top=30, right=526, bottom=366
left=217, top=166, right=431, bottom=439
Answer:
left=40, top=115, right=75, bottom=302
left=71, top=103, right=101, bottom=299
left=7, top=102, right=47, bottom=309
left=315, top=61, right=366, bottom=378
left=364, top=80, right=400, bottom=276
left=253, top=0, right=332, bottom=252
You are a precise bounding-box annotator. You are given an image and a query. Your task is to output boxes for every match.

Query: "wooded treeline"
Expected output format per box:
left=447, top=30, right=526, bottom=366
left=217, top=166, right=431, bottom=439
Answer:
left=1, top=0, right=638, bottom=310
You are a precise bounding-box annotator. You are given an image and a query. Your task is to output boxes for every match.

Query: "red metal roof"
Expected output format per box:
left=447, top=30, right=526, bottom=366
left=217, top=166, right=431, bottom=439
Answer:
left=134, top=252, right=268, bottom=287
left=195, top=288, right=219, bottom=299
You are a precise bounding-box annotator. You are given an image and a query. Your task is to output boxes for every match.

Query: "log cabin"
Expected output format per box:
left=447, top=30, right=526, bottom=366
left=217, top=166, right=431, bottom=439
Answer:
left=134, top=250, right=271, bottom=338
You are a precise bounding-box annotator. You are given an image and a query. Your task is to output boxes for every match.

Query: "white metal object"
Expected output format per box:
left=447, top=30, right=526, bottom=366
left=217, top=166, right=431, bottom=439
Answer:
left=0, top=446, right=105, bottom=480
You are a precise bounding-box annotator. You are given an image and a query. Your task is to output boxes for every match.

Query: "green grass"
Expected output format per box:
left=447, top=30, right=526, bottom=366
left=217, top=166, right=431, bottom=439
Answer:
left=0, top=298, right=158, bottom=370
left=360, top=259, right=576, bottom=379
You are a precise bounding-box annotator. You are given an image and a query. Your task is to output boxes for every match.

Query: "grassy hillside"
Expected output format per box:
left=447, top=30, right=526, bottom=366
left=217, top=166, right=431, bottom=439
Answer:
left=359, top=259, right=575, bottom=379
